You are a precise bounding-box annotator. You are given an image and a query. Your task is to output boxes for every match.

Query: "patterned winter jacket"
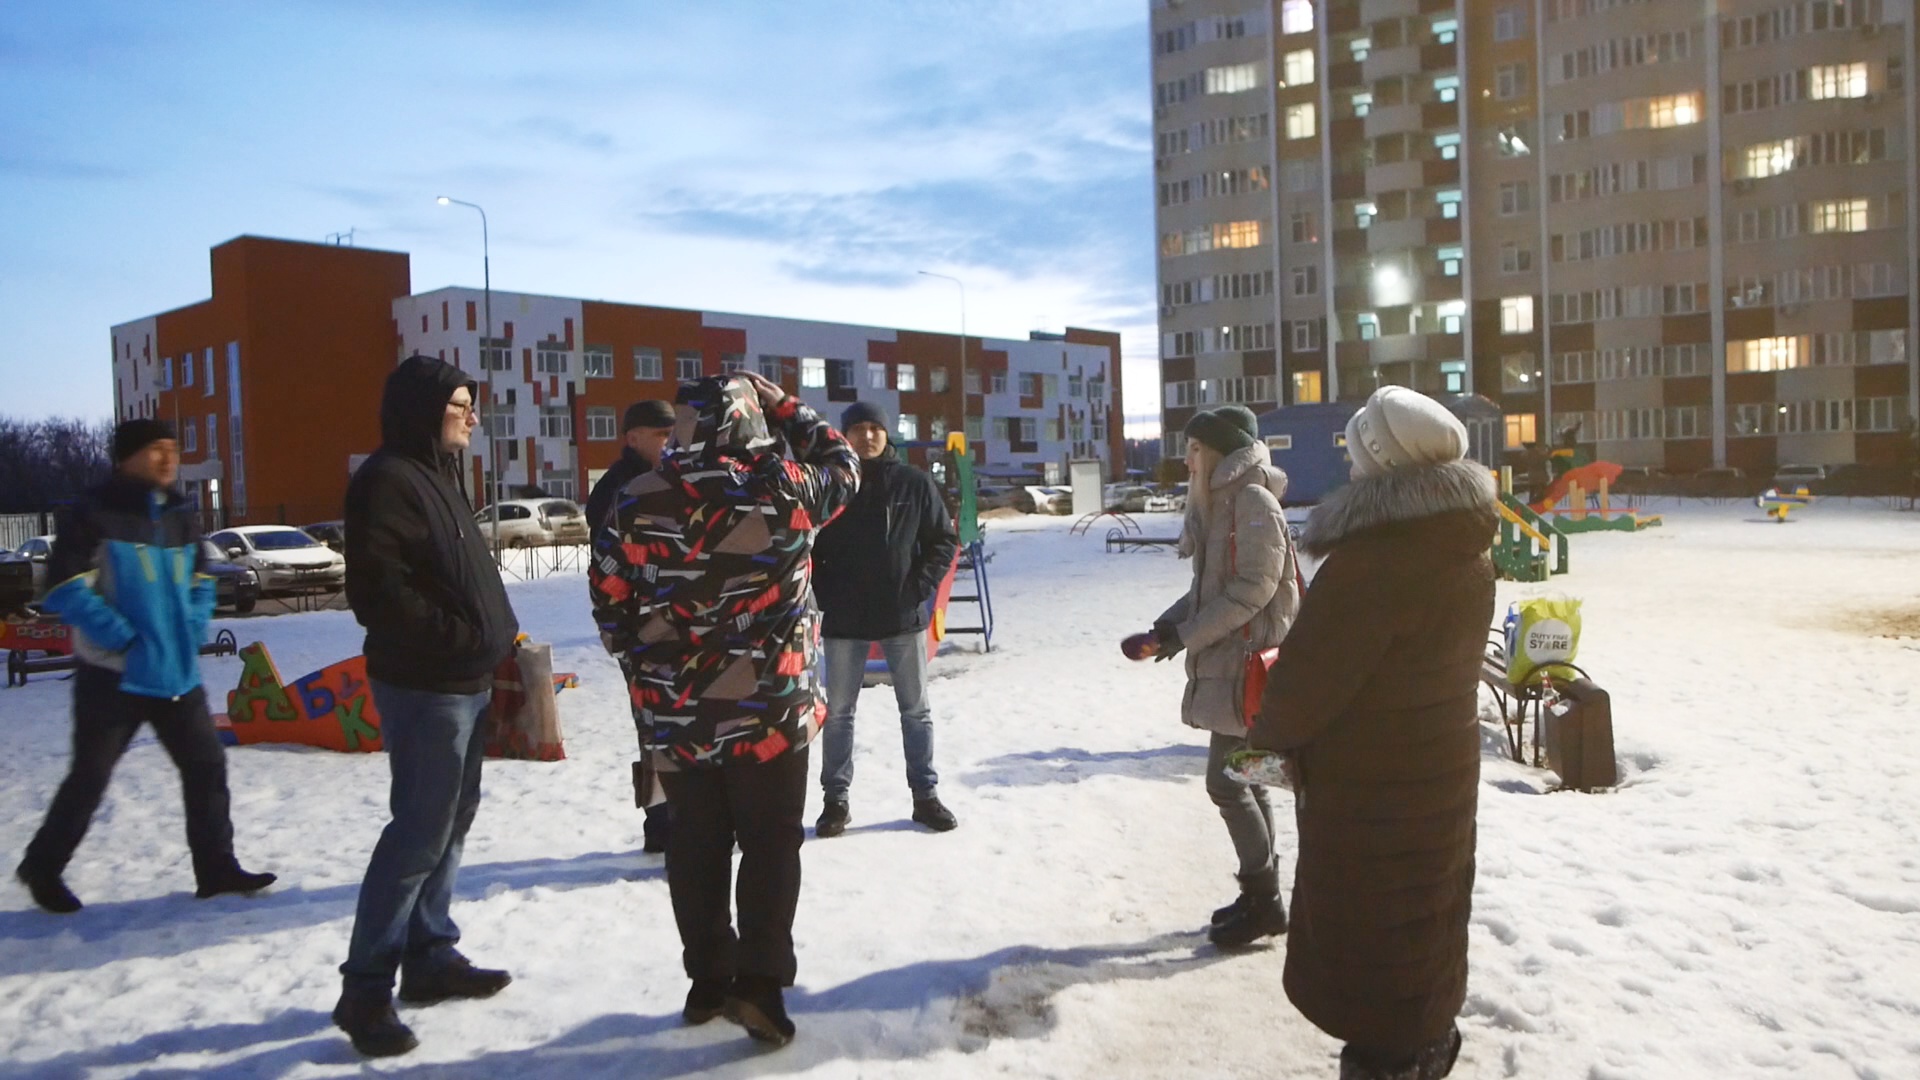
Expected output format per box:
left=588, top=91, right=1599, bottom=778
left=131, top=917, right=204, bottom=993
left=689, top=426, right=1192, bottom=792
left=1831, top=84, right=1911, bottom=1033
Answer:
left=589, top=378, right=859, bottom=771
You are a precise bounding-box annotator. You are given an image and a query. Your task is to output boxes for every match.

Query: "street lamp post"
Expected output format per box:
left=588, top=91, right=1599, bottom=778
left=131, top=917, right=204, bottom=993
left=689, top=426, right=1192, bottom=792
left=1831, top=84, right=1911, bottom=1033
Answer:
left=436, top=196, right=499, bottom=547
left=917, top=270, right=967, bottom=440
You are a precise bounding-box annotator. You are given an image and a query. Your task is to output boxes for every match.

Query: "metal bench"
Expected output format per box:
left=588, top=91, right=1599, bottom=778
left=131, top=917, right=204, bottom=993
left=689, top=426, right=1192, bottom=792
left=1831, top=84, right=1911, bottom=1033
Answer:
left=7, top=629, right=240, bottom=688
left=1105, top=528, right=1181, bottom=554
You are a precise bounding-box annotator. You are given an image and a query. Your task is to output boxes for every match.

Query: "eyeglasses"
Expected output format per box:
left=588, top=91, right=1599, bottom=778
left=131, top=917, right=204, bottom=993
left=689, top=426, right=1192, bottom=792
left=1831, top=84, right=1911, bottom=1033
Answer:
left=447, top=400, right=477, bottom=417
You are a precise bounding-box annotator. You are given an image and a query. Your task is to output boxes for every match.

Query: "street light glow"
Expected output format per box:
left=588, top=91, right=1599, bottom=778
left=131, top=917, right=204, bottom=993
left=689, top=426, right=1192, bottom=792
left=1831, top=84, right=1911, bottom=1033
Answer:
left=436, top=196, right=450, bottom=205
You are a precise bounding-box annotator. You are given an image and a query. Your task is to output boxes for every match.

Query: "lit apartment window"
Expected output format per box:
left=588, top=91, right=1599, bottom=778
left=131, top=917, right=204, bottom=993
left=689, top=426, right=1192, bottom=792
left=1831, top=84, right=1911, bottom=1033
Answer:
left=1501, top=296, right=1535, bottom=334
left=633, top=346, right=662, bottom=380
left=897, top=364, right=917, bottom=391
left=536, top=344, right=568, bottom=374
left=1645, top=93, right=1699, bottom=128
left=801, top=356, right=827, bottom=388
left=1439, top=245, right=1464, bottom=276
left=1206, top=63, right=1260, bottom=95
left=675, top=350, right=701, bottom=381
left=1355, top=201, right=1377, bottom=228
left=1284, top=102, right=1316, bottom=140
left=1810, top=198, right=1869, bottom=233
left=1495, top=64, right=1526, bottom=100
left=1357, top=313, right=1380, bottom=340
left=1215, top=220, right=1263, bottom=248
left=1726, top=336, right=1805, bottom=373
left=1744, top=138, right=1797, bottom=179
left=586, top=406, right=618, bottom=441
left=1493, top=4, right=1526, bottom=42
left=1809, top=63, right=1869, bottom=100
left=898, top=414, right=919, bottom=442
left=1436, top=190, right=1463, bottom=219
left=583, top=347, right=613, bottom=378
left=1503, top=413, right=1537, bottom=449
left=1349, top=37, right=1371, bottom=62
left=1292, top=370, right=1323, bottom=404
left=866, top=362, right=887, bottom=389
left=1280, top=0, right=1313, bottom=35
left=930, top=416, right=948, bottom=438
left=1282, top=49, right=1315, bottom=87
left=1440, top=300, right=1466, bottom=334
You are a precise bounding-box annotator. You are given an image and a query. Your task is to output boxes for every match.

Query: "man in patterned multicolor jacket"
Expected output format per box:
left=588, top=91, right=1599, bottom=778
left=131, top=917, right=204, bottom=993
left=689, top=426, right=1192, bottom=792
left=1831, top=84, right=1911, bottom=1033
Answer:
left=590, top=370, right=857, bottom=1049
left=16, top=419, right=275, bottom=914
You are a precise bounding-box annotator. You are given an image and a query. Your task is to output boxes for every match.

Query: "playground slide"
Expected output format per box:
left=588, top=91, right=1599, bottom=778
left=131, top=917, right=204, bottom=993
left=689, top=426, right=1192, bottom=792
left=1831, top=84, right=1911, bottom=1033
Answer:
left=1530, top=462, right=1624, bottom=514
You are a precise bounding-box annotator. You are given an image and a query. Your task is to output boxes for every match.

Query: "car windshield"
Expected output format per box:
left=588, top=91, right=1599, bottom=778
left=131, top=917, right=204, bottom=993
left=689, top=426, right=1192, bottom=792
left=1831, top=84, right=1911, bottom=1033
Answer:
left=200, top=541, right=231, bottom=562
left=248, top=529, right=320, bottom=550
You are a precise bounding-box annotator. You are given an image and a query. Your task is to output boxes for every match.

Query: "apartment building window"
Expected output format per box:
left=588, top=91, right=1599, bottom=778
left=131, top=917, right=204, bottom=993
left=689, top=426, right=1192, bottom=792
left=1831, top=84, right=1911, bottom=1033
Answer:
left=1205, top=63, right=1260, bottom=95
left=1357, top=314, right=1380, bottom=340
left=930, top=416, right=948, bottom=439
left=1284, top=103, right=1316, bottom=140
left=1280, top=0, right=1313, bottom=34
left=1292, top=321, right=1321, bottom=352
left=582, top=347, right=613, bottom=378
left=634, top=346, right=662, bottom=380
left=1018, top=418, right=1037, bottom=442
left=1743, top=138, right=1797, bottom=179
left=586, top=407, right=618, bottom=441
left=1810, top=198, right=1870, bottom=233
left=1495, top=64, right=1527, bottom=101
left=1501, top=297, right=1535, bottom=334
left=966, top=416, right=984, bottom=442
left=182, top=356, right=194, bottom=387
left=182, top=423, right=196, bottom=453
left=1436, top=190, right=1463, bottom=219
left=1498, top=182, right=1532, bottom=215
left=991, top=372, right=1007, bottom=394
left=1432, top=17, right=1459, bottom=45
left=1726, top=337, right=1804, bottom=373
left=1291, top=370, right=1323, bottom=404
left=798, top=356, right=827, bottom=388
left=159, top=357, right=173, bottom=390
left=828, top=358, right=856, bottom=391
left=1018, top=372, right=1040, bottom=398
left=1290, top=265, right=1319, bottom=296
left=207, top=416, right=216, bottom=458
left=752, top=354, right=779, bottom=380
left=930, top=366, right=949, bottom=393
left=1644, top=93, right=1699, bottom=128
left=1043, top=419, right=1062, bottom=442
left=676, top=351, right=702, bottom=381
left=1501, top=244, right=1534, bottom=274
left=491, top=389, right=517, bottom=437
left=1440, top=301, right=1466, bottom=334
left=897, top=364, right=917, bottom=391
left=1290, top=210, right=1318, bottom=243
left=1068, top=374, right=1083, bottom=398
left=1504, top=413, right=1537, bottom=449
left=536, top=344, right=569, bottom=374
left=1282, top=49, right=1315, bottom=87
left=1355, top=201, right=1377, bottom=228
left=964, top=370, right=981, bottom=394
left=867, top=362, right=888, bottom=389
left=1493, top=4, right=1526, bottom=42
left=538, top=404, right=572, bottom=439
left=898, top=414, right=919, bottom=442
left=1809, top=62, right=1869, bottom=100
left=204, top=349, right=216, bottom=396
left=720, top=352, right=749, bottom=373
left=1433, top=75, right=1461, bottom=104
left=1501, top=354, right=1541, bottom=392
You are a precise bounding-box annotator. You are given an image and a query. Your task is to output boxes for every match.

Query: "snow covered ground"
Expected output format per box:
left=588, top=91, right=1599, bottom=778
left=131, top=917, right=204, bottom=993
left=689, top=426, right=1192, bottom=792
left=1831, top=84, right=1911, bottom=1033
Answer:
left=1, top=498, right=1916, bottom=1079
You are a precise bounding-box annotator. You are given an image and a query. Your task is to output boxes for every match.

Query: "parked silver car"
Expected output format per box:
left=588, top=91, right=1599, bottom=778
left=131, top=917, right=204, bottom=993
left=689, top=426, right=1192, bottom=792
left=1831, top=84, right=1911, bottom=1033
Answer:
left=208, top=526, right=345, bottom=595
left=473, top=498, right=591, bottom=547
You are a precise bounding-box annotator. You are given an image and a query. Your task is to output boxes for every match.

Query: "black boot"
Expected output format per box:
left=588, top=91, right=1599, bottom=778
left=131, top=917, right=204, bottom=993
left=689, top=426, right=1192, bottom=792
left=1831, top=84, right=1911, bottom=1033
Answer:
left=724, top=974, right=795, bottom=1047
left=16, top=862, right=82, bottom=914
left=398, top=950, right=512, bottom=1005
left=194, top=861, right=276, bottom=899
left=333, top=987, right=419, bottom=1058
left=683, top=977, right=729, bottom=1025
left=641, top=802, right=671, bottom=854
left=1339, top=1028, right=1461, bottom=1080
left=815, top=799, right=850, bottom=838
left=1208, top=868, right=1286, bottom=948
left=911, top=796, right=957, bottom=832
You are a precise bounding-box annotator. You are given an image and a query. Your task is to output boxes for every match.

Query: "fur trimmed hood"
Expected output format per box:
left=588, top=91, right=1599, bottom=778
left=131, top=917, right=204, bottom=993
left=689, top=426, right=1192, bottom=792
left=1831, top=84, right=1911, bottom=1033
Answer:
left=1300, top=459, right=1497, bottom=557
left=1179, top=441, right=1287, bottom=558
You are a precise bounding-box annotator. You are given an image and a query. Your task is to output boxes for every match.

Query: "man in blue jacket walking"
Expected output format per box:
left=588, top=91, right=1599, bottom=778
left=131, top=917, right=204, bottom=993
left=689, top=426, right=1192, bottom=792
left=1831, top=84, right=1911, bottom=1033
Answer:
left=16, top=418, right=275, bottom=914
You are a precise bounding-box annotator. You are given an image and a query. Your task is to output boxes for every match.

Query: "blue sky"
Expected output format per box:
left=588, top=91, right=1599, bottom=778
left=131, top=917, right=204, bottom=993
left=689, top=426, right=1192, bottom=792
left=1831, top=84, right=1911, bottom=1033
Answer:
left=0, top=0, right=1162, bottom=432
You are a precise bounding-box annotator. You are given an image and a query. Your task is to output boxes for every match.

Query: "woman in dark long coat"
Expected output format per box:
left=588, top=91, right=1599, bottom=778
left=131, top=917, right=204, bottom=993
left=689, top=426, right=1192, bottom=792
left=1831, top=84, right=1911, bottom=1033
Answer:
left=1251, top=386, right=1498, bottom=1080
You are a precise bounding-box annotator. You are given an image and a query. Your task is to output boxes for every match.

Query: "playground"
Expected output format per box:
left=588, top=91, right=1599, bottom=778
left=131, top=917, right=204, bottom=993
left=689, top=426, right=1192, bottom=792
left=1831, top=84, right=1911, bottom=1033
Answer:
left=0, top=501, right=1915, bottom=1078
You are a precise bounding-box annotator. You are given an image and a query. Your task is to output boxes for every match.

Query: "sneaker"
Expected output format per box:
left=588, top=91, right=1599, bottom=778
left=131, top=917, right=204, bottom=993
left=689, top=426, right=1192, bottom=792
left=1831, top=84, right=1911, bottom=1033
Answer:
left=911, top=796, right=957, bottom=833
left=683, top=977, right=729, bottom=1025
left=398, top=951, right=512, bottom=1005
left=815, top=799, right=850, bottom=839
left=723, top=974, right=795, bottom=1047
left=1208, top=893, right=1288, bottom=949
left=15, top=863, right=81, bottom=914
left=194, top=864, right=277, bottom=900
left=332, top=989, right=419, bottom=1058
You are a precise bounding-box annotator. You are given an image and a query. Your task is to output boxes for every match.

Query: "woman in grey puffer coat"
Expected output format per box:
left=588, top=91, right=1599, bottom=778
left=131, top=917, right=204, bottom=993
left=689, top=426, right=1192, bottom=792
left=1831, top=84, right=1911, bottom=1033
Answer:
left=1141, top=405, right=1300, bottom=948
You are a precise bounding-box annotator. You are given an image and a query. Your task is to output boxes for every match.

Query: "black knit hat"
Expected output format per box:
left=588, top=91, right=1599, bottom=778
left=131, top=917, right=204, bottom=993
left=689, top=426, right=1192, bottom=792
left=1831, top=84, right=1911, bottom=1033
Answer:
left=840, top=400, right=890, bottom=435
left=622, top=399, right=675, bottom=432
left=1183, top=405, right=1258, bottom=456
left=112, top=418, right=177, bottom=463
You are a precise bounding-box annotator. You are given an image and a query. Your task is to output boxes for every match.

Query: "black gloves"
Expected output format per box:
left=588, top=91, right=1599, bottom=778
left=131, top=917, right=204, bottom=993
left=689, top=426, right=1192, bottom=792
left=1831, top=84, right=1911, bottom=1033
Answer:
left=1152, top=620, right=1184, bottom=661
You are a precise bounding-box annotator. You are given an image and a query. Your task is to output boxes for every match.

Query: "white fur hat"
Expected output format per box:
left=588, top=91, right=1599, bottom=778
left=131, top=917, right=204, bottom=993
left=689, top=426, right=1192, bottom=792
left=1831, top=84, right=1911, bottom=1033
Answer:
left=1344, top=386, right=1469, bottom=478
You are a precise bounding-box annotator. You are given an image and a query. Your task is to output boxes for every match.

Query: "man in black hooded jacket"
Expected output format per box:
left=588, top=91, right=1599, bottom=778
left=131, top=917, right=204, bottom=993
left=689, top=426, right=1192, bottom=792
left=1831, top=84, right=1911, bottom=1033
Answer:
left=810, top=400, right=961, bottom=837
left=332, top=355, right=521, bottom=1058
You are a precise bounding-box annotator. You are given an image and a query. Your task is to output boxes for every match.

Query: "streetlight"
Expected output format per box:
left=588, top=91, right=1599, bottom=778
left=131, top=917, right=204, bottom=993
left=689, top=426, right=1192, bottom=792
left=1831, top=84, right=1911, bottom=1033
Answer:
left=436, top=195, right=499, bottom=544
left=918, top=270, right=967, bottom=439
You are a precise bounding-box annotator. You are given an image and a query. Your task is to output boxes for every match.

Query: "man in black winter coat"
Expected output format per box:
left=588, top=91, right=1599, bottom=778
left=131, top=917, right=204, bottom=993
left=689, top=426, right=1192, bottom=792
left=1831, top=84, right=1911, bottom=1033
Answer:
left=332, top=355, right=521, bottom=1059
left=584, top=398, right=677, bottom=854
left=811, top=401, right=961, bottom=837
left=16, top=419, right=275, bottom=914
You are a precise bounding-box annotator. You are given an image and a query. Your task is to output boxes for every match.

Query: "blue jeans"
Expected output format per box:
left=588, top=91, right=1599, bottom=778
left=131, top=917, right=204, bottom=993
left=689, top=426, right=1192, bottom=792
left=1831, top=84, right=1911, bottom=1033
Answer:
left=820, top=631, right=936, bottom=801
left=340, top=680, right=491, bottom=992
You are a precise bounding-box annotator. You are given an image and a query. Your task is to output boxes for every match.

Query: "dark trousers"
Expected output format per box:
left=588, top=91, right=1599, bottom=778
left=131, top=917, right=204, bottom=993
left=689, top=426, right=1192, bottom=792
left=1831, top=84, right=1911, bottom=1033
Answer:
left=659, top=747, right=809, bottom=986
left=22, top=664, right=234, bottom=880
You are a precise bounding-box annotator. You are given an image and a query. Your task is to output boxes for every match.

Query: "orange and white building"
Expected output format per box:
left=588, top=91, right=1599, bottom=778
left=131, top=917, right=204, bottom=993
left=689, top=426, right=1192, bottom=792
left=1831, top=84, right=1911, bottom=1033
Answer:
left=112, top=236, right=1122, bottom=522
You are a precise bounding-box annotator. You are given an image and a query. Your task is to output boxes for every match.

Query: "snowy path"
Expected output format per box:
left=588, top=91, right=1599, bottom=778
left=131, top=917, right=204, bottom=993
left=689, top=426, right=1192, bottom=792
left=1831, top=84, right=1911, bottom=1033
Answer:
left=1, top=500, right=1916, bottom=1078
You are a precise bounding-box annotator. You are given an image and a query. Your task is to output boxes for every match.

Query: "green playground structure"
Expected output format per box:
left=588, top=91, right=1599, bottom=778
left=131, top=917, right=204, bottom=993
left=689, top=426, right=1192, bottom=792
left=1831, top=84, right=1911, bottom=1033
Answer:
left=1493, top=469, right=1569, bottom=582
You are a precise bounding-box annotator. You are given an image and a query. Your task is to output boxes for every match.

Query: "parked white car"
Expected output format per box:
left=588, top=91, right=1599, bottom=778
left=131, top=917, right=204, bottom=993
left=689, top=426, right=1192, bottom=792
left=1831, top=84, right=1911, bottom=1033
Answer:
left=208, top=526, right=345, bottom=595
left=11, top=535, right=55, bottom=598
left=473, top=499, right=591, bottom=547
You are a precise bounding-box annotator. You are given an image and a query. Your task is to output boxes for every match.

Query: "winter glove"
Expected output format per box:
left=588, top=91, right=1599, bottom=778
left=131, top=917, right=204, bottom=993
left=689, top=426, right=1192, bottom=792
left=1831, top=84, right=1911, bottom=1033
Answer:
left=1152, top=621, right=1184, bottom=661
left=1120, top=631, right=1158, bottom=661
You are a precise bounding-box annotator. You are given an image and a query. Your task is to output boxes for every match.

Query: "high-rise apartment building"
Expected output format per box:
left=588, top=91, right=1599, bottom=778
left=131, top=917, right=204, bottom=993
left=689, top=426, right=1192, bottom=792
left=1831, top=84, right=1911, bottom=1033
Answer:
left=1152, top=0, right=1920, bottom=476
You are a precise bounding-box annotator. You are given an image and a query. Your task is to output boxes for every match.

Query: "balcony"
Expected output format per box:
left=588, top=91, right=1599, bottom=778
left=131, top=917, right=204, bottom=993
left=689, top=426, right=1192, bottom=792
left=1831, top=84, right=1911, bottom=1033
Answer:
left=1368, top=216, right=1428, bottom=252
left=1422, top=158, right=1461, bottom=187
left=1362, top=45, right=1421, bottom=84
left=1333, top=227, right=1368, bottom=257
left=1367, top=159, right=1426, bottom=194
left=1422, top=100, right=1458, bottom=128
left=1364, top=103, right=1424, bottom=139
left=1360, top=0, right=1419, bottom=22
left=1328, top=59, right=1364, bottom=91
left=1371, top=333, right=1430, bottom=364
left=1420, top=42, right=1456, bottom=73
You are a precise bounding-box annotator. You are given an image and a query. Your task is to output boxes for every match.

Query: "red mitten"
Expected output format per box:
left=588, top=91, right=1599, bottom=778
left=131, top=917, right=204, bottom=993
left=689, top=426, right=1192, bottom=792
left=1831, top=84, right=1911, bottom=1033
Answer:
left=1120, top=632, right=1159, bottom=661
